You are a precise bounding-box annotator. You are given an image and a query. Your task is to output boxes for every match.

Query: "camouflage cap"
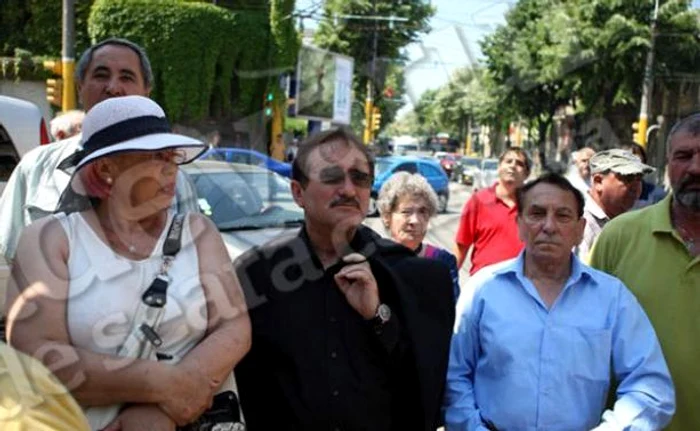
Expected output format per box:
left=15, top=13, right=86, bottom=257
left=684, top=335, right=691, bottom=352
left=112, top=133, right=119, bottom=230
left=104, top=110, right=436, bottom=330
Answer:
left=589, top=149, right=655, bottom=176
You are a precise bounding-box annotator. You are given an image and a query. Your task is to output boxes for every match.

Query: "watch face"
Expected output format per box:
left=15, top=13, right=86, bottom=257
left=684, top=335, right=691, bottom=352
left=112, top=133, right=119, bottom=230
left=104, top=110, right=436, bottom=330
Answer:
left=377, top=304, right=391, bottom=322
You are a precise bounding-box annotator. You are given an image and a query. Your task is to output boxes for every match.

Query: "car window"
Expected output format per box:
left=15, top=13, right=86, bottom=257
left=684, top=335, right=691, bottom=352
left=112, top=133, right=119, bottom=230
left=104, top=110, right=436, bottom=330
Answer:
left=375, top=159, right=392, bottom=176
left=187, top=168, right=303, bottom=230
left=230, top=153, right=254, bottom=164
left=483, top=160, right=498, bottom=171
left=462, top=158, right=481, bottom=167
left=393, top=162, right=417, bottom=174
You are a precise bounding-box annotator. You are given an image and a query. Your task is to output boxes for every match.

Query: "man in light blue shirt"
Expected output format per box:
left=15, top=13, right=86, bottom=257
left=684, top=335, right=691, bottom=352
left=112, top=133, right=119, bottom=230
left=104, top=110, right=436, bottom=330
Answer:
left=444, top=173, right=674, bottom=431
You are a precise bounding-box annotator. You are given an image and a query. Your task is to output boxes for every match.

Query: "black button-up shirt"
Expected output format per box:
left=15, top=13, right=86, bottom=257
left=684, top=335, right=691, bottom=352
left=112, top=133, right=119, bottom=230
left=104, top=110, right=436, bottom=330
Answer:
left=235, top=227, right=412, bottom=431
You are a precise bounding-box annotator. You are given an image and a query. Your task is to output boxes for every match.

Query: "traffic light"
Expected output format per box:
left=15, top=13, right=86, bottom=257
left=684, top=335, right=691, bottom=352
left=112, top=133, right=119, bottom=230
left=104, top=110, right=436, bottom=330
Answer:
left=46, top=78, right=63, bottom=108
left=371, top=107, right=381, bottom=131
left=44, top=60, right=63, bottom=108
left=264, top=92, right=274, bottom=117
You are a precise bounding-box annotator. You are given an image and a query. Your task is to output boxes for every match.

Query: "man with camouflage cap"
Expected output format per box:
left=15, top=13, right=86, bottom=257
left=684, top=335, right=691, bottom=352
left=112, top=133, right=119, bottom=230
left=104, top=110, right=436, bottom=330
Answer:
left=577, top=149, right=654, bottom=260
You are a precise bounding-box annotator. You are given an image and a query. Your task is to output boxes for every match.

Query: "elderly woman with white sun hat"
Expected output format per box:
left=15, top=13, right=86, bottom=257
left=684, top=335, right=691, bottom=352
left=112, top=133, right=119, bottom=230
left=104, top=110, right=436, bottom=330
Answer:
left=5, top=95, right=251, bottom=430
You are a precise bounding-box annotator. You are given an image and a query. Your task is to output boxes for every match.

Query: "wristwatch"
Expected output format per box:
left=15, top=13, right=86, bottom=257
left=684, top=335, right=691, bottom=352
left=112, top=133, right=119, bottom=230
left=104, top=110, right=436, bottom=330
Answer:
left=371, top=303, right=392, bottom=334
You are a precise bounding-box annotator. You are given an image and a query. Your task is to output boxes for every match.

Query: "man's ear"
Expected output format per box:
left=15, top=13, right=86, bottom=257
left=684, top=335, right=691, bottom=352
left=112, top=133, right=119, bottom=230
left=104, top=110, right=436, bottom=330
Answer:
left=591, top=173, right=605, bottom=192
left=290, top=180, right=305, bottom=208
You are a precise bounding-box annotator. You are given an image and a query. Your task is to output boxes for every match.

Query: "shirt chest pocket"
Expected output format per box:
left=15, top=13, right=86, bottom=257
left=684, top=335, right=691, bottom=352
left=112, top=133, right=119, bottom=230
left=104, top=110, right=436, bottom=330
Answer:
left=550, top=326, right=612, bottom=382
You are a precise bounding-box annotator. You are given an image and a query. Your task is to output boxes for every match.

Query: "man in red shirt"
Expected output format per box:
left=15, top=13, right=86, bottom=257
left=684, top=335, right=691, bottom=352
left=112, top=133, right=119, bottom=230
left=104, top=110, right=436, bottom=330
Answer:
left=455, top=147, right=531, bottom=274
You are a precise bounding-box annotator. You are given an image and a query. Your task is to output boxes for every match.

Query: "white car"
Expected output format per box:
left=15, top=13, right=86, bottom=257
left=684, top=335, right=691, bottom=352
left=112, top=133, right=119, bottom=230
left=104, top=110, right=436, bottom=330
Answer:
left=0, top=96, right=50, bottom=333
left=182, top=160, right=305, bottom=262
left=474, top=158, right=499, bottom=190
left=0, top=95, right=51, bottom=189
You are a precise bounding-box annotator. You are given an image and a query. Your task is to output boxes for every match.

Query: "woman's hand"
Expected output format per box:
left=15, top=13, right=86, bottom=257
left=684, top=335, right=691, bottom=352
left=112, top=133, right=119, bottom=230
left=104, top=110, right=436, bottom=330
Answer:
left=157, top=363, right=217, bottom=426
left=102, top=404, right=176, bottom=431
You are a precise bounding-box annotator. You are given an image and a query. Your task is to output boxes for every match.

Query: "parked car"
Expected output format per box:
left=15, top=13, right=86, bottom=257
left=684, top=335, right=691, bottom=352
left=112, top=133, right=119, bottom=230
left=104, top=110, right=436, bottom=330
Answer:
left=199, top=147, right=292, bottom=178
left=0, top=95, right=51, bottom=186
left=369, top=156, right=450, bottom=216
left=182, top=160, right=304, bottom=261
left=453, top=156, right=482, bottom=185
left=0, top=96, right=50, bottom=336
left=474, top=158, right=499, bottom=190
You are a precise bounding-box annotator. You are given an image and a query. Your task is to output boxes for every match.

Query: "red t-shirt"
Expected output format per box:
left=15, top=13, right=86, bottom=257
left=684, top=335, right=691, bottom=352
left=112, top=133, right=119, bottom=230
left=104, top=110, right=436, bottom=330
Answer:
left=455, top=185, right=524, bottom=275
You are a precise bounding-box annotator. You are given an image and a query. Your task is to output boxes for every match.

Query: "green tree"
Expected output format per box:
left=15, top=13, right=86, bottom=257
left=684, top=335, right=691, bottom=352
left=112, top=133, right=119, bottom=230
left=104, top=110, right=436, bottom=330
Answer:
left=481, top=0, right=577, bottom=163
left=313, top=0, right=434, bottom=132
left=569, top=0, right=700, bottom=142
left=0, top=0, right=93, bottom=56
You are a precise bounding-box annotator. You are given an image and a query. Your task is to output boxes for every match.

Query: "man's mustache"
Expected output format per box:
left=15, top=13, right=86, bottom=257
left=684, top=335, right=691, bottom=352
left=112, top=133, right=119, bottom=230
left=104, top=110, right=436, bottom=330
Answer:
left=678, top=175, right=700, bottom=192
left=330, top=196, right=360, bottom=209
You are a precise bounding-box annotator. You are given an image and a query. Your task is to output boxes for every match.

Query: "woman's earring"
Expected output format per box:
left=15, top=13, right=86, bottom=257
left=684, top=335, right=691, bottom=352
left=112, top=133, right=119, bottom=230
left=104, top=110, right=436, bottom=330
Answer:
left=105, top=177, right=113, bottom=185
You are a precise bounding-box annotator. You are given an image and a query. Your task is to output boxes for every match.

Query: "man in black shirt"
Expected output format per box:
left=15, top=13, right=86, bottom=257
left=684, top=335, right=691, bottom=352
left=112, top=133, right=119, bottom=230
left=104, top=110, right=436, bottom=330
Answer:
left=234, top=127, right=455, bottom=430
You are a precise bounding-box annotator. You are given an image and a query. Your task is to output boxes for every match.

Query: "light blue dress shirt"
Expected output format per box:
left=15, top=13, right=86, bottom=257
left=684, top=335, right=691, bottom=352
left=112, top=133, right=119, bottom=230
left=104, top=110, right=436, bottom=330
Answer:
left=444, top=252, right=675, bottom=431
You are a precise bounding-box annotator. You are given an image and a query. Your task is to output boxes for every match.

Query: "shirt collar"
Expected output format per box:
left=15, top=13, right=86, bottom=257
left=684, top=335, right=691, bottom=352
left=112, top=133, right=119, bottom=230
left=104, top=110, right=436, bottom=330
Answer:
left=298, top=223, right=377, bottom=272
left=584, top=193, right=608, bottom=222
left=484, top=183, right=516, bottom=209
left=649, top=193, right=675, bottom=234
left=494, top=249, right=596, bottom=289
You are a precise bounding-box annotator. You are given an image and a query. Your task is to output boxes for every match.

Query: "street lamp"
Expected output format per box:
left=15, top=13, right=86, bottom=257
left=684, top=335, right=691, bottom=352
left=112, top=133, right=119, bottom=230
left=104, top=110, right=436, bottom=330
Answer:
left=635, top=0, right=660, bottom=149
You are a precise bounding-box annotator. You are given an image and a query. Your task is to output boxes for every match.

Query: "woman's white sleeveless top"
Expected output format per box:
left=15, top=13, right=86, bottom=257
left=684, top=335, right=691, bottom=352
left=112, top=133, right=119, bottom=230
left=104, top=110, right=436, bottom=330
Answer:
left=55, top=211, right=207, bottom=361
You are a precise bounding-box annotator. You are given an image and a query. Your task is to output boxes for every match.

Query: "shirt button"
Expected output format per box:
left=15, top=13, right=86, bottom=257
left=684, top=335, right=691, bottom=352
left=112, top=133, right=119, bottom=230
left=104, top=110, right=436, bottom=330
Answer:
left=330, top=351, right=337, bottom=359
left=332, top=389, right=339, bottom=397
left=329, top=316, right=337, bottom=323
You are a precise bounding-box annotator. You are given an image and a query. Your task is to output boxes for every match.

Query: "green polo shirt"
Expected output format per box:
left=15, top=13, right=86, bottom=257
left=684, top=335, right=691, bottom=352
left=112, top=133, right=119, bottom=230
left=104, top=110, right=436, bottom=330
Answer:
left=590, top=194, right=700, bottom=431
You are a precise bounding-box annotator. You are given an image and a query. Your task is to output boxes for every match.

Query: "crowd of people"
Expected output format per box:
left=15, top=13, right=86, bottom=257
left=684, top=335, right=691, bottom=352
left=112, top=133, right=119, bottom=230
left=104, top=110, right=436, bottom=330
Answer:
left=0, top=36, right=698, bottom=431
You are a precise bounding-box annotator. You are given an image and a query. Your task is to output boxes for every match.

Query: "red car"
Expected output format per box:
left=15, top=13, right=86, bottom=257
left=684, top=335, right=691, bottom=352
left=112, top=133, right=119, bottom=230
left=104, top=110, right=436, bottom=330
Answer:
left=435, top=152, right=460, bottom=179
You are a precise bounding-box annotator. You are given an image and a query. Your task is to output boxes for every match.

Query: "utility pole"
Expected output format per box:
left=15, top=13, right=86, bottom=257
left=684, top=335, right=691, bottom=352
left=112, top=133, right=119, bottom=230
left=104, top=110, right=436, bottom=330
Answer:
left=62, top=0, right=76, bottom=111
left=635, top=0, right=659, bottom=148
left=363, top=0, right=380, bottom=145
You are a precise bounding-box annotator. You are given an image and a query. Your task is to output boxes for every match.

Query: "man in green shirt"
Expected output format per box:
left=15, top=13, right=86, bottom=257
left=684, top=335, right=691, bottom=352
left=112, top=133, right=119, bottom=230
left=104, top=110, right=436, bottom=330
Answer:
left=590, top=113, right=700, bottom=431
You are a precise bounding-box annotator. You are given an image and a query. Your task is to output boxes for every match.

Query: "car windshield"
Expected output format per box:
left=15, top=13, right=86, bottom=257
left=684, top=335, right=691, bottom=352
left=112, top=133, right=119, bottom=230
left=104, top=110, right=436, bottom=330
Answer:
left=462, top=158, right=481, bottom=167
left=375, top=159, right=393, bottom=176
left=483, top=160, right=498, bottom=171
left=187, top=169, right=304, bottom=231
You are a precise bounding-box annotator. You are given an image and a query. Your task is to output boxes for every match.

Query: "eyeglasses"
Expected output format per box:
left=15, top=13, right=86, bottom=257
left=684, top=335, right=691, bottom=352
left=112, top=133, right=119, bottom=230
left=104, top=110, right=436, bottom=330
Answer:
left=318, top=166, right=373, bottom=188
left=125, top=149, right=188, bottom=165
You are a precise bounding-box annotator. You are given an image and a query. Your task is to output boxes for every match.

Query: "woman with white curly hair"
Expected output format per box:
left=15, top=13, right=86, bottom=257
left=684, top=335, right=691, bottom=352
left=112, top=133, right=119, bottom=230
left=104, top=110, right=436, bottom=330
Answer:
left=377, top=171, right=460, bottom=300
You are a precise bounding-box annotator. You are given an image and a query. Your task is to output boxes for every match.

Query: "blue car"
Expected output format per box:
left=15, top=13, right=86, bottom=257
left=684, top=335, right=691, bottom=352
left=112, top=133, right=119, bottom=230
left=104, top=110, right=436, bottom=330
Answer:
left=200, top=147, right=292, bottom=178
left=369, top=156, right=450, bottom=216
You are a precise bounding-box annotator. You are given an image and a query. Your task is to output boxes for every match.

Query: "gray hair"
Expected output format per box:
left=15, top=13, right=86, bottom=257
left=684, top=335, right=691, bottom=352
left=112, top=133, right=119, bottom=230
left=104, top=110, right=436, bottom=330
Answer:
left=50, top=110, right=85, bottom=140
left=666, top=112, right=700, bottom=155
left=76, top=38, right=153, bottom=89
left=377, top=172, right=439, bottom=217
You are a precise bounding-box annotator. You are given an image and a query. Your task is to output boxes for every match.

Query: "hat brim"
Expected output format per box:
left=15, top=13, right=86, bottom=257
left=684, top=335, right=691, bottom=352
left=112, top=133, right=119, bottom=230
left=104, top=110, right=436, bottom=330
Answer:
left=68, top=132, right=208, bottom=196
left=75, top=132, right=207, bottom=170
left=606, top=164, right=656, bottom=176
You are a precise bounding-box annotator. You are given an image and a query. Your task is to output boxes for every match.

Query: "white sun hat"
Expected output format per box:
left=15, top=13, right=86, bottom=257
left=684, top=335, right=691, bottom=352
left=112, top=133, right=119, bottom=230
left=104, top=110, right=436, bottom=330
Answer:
left=59, top=95, right=208, bottom=173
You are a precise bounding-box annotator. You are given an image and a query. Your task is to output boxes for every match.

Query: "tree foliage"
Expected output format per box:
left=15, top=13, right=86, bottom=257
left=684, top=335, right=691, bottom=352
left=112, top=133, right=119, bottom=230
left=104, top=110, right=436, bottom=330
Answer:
left=313, top=0, right=435, bottom=132
left=0, top=0, right=94, bottom=57
left=1, top=0, right=300, bottom=127
left=395, top=0, right=700, bottom=162
left=481, top=0, right=700, bottom=151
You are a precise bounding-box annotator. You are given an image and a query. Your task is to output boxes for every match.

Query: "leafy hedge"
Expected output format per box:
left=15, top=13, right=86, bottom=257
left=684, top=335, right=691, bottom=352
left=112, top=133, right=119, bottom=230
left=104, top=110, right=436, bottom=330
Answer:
left=0, top=53, right=52, bottom=81
left=89, top=0, right=298, bottom=123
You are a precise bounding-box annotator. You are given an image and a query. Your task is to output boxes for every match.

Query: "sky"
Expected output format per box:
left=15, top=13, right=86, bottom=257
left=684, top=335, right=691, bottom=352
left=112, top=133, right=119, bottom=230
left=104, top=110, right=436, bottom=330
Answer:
left=296, top=0, right=700, bottom=116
